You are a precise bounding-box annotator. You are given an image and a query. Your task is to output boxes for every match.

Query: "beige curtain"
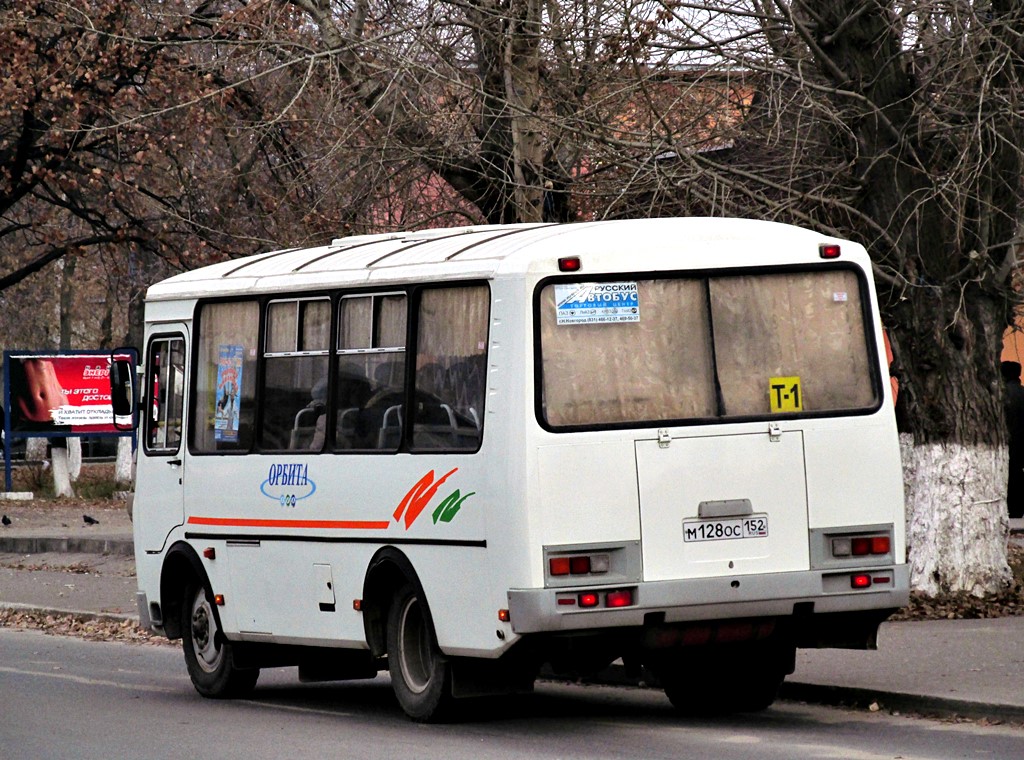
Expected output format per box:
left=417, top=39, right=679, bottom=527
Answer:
left=710, top=270, right=875, bottom=415
left=540, top=279, right=716, bottom=426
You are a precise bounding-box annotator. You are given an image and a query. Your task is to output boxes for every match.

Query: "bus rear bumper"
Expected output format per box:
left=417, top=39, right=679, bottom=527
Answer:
left=506, top=564, right=910, bottom=635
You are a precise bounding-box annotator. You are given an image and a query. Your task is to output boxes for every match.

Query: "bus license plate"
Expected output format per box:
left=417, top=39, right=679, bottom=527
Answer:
left=682, top=515, right=769, bottom=542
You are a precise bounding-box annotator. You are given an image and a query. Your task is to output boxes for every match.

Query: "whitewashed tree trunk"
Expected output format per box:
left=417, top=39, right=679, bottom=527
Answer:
left=50, top=445, right=75, bottom=498
left=114, top=436, right=133, bottom=485
left=900, top=434, right=1012, bottom=597
left=68, top=437, right=82, bottom=481
left=25, top=437, right=46, bottom=461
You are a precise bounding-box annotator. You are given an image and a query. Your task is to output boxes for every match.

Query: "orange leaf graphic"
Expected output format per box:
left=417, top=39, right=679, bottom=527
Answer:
left=393, top=467, right=459, bottom=529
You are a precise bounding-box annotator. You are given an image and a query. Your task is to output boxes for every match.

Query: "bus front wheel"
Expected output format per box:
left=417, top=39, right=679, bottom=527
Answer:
left=181, top=580, right=259, bottom=698
left=387, top=583, right=453, bottom=722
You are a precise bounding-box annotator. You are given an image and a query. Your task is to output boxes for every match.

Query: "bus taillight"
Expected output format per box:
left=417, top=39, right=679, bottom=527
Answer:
left=605, top=589, right=633, bottom=608
left=831, top=533, right=891, bottom=557
left=549, top=553, right=610, bottom=577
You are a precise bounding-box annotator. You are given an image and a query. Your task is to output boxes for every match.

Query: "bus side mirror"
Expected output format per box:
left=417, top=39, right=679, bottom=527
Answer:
left=110, top=349, right=138, bottom=431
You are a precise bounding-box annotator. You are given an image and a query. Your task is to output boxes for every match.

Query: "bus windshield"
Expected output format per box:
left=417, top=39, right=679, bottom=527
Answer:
left=538, top=267, right=878, bottom=428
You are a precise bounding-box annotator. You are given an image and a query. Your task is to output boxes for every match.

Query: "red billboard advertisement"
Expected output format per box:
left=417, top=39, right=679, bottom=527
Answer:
left=5, top=351, right=134, bottom=435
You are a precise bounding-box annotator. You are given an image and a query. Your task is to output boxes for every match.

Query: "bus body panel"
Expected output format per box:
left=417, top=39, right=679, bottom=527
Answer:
left=635, top=429, right=809, bottom=581
left=534, top=439, right=642, bottom=546
left=803, top=421, right=905, bottom=551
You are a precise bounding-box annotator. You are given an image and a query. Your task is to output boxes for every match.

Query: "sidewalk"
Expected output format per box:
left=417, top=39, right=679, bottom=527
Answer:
left=2, top=501, right=1023, bottom=723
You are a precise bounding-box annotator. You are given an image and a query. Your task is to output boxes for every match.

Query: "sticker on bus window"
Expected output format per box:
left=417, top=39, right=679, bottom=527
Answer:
left=215, top=344, right=243, bottom=441
left=769, top=376, right=802, bottom=413
left=554, top=282, right=640, bottom=325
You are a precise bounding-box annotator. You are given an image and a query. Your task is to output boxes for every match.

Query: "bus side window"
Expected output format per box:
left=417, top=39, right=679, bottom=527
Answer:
left=336, top=293, right=406, bottom=451
left=260, top=298, right=330, bottom=451
left=412, top=285, right=489, bottom=452
left=145, top=337, right=185, bottom=454
left=193, top=301, right=259, bottom=452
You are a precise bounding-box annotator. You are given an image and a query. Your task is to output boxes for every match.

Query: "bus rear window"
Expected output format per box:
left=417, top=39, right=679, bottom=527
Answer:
left=538, top=269, right=878, bottom=428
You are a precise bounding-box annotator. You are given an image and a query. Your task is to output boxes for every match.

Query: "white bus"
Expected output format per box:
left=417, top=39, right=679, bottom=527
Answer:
left=114, top=217, right=907, bottom=721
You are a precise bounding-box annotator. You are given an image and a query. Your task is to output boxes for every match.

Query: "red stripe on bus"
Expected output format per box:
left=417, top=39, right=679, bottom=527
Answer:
left=187, top=516, right=391, bottom=530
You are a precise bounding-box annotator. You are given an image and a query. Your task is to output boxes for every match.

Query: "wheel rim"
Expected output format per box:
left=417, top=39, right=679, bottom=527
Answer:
left=397, top=595, right=435, bottom=694
left=190, top=589, right=224, bottom=674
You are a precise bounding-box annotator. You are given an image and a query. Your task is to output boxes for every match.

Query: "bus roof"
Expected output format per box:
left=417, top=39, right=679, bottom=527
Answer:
left=146, top=217, right=857, bottom=302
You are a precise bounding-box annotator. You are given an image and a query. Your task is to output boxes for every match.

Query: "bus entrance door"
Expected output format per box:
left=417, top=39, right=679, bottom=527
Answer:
left=137, top=329, right=188, bottom=553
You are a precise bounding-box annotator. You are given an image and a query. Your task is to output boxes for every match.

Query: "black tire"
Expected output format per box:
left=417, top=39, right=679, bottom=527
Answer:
left=660, top=651, right=785, bottom=715
left=664, top=670, right=782, bottom=714
left=387, top=582, right=453, bottom=722
left=181, top=580, right=259, bottom=698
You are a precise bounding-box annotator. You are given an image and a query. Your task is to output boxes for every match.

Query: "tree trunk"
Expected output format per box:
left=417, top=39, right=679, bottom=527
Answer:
left=68, top=437, right=82, bottom=483
left=900, top=435, right=1012, bottom=596
left=50, top=443, right=75, bottom=499
left=504, top=0, right=544, bottom=223
left=114, top=436, right=133, bottom=486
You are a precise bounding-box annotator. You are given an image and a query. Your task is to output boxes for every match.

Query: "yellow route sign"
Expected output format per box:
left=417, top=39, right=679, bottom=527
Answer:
left=769, top=376, right=803, bottom=413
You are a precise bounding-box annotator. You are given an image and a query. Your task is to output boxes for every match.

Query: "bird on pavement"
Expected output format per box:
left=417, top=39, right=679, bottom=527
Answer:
left=1, top=515, right=10, bottom=527
left=83, top=514, right=99, bottom=525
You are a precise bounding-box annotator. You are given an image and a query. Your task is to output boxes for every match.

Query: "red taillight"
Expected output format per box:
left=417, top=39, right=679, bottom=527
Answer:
left=558, top=256, right=581, bottom=272
left=834, top=534, right=890, bottom=558
left=578, top=592, right=600, bottom=608
left=819, top=244, right=841, bottom=259
left=550, top=557, right=570, bottom=576
left=851, top=574, right=871, bottom=589
left=605, top=589, right=633, bottom=608
left=570, top=556, right=591, bottom=575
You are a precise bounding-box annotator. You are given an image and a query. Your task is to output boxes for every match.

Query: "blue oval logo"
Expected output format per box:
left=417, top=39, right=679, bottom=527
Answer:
left=260, top=462, right=317, bottom=506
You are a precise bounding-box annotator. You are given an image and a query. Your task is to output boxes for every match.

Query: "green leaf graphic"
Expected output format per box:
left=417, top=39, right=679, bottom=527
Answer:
left=432, top=490, right=475, bottom=524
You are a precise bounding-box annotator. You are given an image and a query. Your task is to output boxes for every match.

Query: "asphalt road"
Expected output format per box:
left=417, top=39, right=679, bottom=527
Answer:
left=2, top=629, right=1023, bottom=760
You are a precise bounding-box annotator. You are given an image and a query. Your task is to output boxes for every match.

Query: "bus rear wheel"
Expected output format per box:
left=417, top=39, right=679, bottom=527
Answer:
left=181, top=580, right=259, bottom=698
left=387, top=583, right=453, bottom=722
left=664, top=668, right=782, bottom=714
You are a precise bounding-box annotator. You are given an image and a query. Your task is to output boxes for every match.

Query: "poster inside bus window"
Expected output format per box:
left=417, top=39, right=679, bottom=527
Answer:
left=215, top=344, right=243, bottom=442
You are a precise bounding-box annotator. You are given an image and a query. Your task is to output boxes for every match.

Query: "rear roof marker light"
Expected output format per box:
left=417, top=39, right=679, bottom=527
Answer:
left=819, top=244, right=841, bottom=259
left=558, top=256, right=581, bottom=272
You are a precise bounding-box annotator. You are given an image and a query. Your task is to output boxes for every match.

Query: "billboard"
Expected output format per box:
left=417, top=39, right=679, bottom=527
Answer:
left=4, top=350, right=136, bottom=436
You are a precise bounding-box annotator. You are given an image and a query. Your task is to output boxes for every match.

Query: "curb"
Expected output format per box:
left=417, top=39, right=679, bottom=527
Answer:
left=553, top=664, right=1024, bottom=725
left=0, top=536, right=134, bottom=556
left=778, top=682, right=1024, bottom=725
left=0, top=601, right=137, bottom=626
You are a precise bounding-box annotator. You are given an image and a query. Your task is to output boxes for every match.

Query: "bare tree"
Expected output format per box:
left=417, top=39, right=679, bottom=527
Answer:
left=3, top=1, right=1020, bottom=595
left=612, top=1, right=1022, bottom=594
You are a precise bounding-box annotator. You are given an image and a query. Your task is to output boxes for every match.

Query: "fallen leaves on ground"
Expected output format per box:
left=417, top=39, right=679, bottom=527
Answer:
left=0, top=608, right=173, bottom=646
